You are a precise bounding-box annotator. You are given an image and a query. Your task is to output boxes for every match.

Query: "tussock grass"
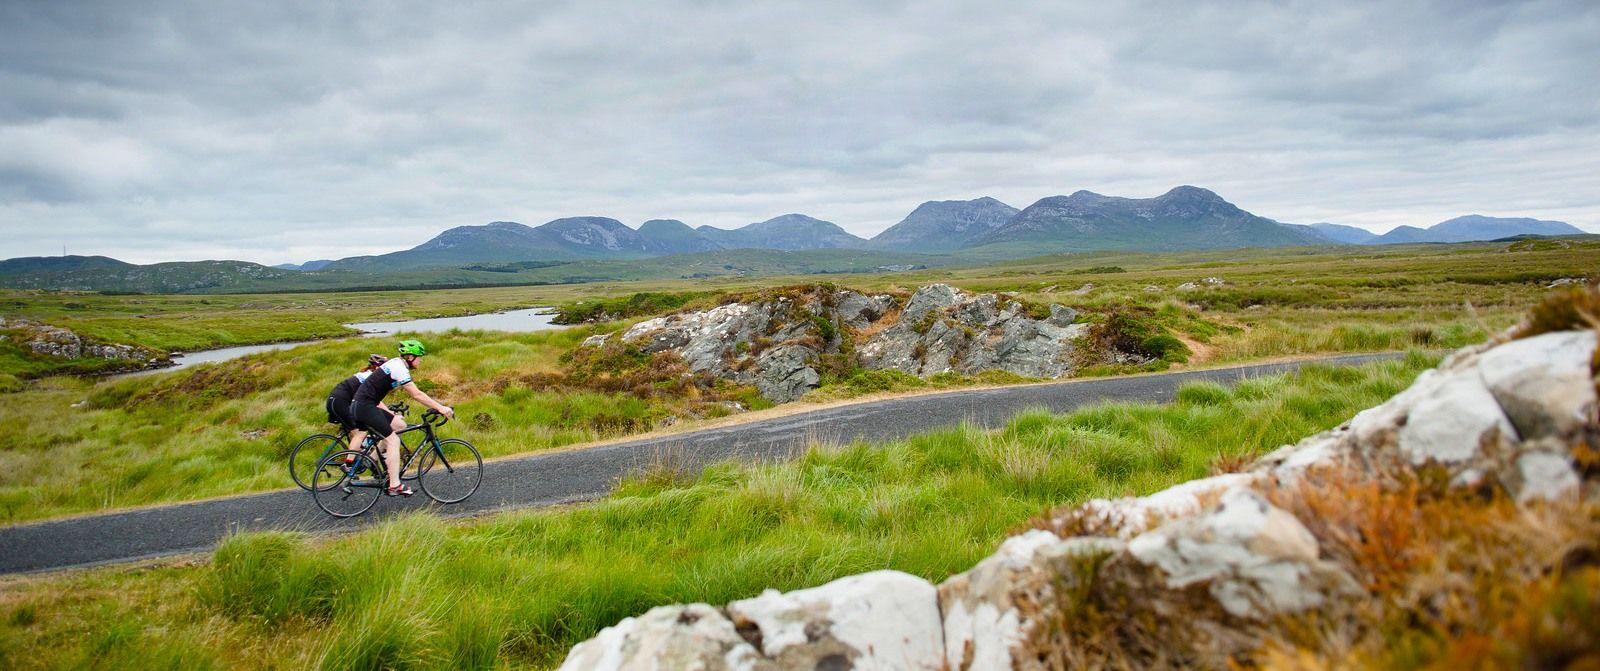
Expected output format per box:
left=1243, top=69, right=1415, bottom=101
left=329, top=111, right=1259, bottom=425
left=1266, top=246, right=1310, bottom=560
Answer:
left=0, top=356, right=1435, bottom=669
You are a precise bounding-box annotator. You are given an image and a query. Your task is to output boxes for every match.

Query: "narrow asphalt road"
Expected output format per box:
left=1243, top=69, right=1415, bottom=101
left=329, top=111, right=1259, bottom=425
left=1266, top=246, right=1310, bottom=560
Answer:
left=0, top=354, right=1399, bottom=574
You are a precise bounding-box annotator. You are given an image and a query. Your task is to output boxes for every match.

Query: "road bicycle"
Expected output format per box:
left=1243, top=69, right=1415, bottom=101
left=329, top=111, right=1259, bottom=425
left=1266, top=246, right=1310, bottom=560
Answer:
left=310, top=409, right=483, bottom=517
left=287, top=402, right=414, bottom=491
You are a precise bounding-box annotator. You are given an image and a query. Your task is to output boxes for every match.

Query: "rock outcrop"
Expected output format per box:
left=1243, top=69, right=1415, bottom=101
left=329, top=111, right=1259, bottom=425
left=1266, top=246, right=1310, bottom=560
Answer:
left=1, top=317, right=161, bottom=366
left=610, top=285, right=1092, bottom=403
left=557, top=322, right=1600, bottom=669
left=619, top=290, right=870, bottom=403
left=856, top=285, right=1089, bottom=379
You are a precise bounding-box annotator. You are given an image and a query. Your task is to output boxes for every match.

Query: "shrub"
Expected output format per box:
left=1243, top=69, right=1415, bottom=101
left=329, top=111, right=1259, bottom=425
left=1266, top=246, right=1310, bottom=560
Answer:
left=845, top=369, right=926, bottom=394
left=810, top=314, right=836, bottom=342
left=552, top=291, right=711, bottom=324
left=1140, top=334, right=1190, bottom=363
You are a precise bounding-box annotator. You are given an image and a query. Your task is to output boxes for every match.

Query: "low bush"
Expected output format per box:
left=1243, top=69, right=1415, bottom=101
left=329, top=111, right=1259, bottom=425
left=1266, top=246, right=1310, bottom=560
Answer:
left=1139, top=334, right=1190, bottom=363
left=551, top=291, right=712, bottom=324
left=844, top=369, right=926, bottom=394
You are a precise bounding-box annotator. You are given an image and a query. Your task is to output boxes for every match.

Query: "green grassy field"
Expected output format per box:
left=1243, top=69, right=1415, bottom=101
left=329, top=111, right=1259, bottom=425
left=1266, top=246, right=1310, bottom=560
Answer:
left=0, top=355, right=1437, bottom=670
left=0, top=241, right=1593, bottom=522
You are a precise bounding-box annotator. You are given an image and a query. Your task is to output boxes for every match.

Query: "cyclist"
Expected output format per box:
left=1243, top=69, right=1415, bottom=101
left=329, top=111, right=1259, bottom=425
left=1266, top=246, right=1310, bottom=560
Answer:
left=326, top=354, right=387, bottom=463
left=351, top=339, right=454, bottom=496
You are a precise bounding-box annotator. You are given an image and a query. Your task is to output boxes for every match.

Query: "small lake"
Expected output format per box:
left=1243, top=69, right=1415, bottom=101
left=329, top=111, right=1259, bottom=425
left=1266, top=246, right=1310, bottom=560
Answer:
left=346, top=307, right=562, bottom=335
left=120, top=307, right=565, bottom=377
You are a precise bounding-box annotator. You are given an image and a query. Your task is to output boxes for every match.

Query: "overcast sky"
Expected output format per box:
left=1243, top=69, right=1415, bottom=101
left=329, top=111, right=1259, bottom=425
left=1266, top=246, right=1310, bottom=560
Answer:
left=2, top=1, right=1597, bottom=265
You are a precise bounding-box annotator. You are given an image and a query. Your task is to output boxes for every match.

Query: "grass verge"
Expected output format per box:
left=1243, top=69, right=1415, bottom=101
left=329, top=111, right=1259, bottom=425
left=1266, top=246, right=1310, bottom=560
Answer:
left=0, top=354, right=1436, bottom=669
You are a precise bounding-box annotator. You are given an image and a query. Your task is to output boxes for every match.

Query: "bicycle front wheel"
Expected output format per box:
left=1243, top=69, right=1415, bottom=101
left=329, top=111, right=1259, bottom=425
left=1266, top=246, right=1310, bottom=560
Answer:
left=311, top=450, right=382, bottom=517
left=418, top=438, right=483, bottom=504
left=289, top=433, right=347, bottom=491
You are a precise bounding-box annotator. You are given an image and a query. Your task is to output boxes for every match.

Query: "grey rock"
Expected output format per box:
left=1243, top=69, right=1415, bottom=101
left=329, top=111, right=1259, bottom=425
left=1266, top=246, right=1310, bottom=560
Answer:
left=753, top=344, right=821, bottom=403
left=622, top=284, right=1100, bottom=402
left=1046, top=304, right=1077, bottom=327
left=580, top=333, right=611, bottom=347
left=833, top=290, right=895, bottom=329
left=902, top=284, right=962, bottom=322
left=859, top=285, right=1087, bottom=380
left=956, top=293, right=1000, bottom=326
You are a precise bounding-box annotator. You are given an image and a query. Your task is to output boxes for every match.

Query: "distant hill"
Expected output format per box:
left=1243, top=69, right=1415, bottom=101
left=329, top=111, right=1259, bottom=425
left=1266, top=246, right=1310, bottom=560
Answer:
left=696, top=214, right=869, bottom=251
left=1304, top=223, right=1378, bottom=245
left=0, top=255, right=134, bottom=276
left=637, top=219, right=723, bottom=254
left=967, top=186, right=1328, bottom=253
left=869, top=197, right=1020, bottom=252
left=1371, top=215, right=1585, bottom=244
left=323, top=217, right=653, bottom=272
left=1372, top=225, right=1432, bottom=245
left=537, top=216, right=651, bottom=255
left=0, top=258, right=293, bottom=293
left=272, top=259, right=333, bottom=271
left=0, top=248, right=949, bottom=294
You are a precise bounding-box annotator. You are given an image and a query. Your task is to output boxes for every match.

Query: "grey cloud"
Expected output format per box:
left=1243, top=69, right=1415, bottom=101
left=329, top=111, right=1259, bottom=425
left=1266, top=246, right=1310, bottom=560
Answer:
left=1, top=0, right=1597, bottom=264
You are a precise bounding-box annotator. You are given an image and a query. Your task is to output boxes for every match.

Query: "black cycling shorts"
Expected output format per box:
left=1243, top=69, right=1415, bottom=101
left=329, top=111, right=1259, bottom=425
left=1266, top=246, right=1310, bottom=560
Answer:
left=326, top=394, right=358, bottom=431
left=353, top=401, right=397, bottom=438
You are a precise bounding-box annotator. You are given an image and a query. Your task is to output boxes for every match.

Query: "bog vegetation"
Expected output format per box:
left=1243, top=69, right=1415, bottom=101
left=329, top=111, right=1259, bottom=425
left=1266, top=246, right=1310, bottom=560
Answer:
left=0, top=241, right=1594, bottom=521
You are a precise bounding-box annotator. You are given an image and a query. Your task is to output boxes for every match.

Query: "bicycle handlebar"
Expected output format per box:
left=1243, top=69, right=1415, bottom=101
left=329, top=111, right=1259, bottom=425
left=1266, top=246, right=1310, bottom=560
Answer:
left=387, top=401, right=410, bottom=415
left=421, top=409, right=449, bottom=427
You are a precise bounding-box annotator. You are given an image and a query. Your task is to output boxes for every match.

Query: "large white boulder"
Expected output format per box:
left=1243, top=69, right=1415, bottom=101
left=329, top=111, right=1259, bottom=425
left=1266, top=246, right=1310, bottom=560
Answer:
left=1477, top=330, right=1598, bottom=440
left=1127, top=489, right=1359, bottom=619
left=557, top=603, right=760, bottom=671
left=725, top=570, right=944, bottom=670
left=939, top=530, right=1123, bottom=670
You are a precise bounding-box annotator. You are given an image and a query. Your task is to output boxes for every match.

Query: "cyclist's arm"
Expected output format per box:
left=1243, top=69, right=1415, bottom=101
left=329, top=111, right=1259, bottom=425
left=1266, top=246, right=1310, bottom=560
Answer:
left=399, top=381, right=453, bottom=417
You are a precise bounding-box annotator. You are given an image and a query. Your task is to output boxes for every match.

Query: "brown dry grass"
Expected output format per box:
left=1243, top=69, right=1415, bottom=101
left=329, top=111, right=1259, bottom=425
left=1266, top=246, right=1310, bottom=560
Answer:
left=1022, top=463, right=1600, bottom=670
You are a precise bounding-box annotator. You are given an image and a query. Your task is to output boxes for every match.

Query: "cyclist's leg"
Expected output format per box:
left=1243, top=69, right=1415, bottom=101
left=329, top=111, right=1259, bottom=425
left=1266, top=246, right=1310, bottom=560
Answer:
left=348, top=428, right=368, bottom=460
left=383, top=413, right=407, bottom=490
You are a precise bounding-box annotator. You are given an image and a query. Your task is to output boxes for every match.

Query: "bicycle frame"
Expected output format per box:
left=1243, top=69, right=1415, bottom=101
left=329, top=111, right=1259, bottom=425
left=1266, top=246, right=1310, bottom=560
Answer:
left=344, top=418, right=449, bottom=489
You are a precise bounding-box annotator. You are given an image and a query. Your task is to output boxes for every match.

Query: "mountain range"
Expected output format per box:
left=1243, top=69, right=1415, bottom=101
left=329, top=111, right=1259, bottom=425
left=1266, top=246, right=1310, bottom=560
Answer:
left=2, top=186, right=1589, bottom=292
left=304, top=186, right=1584, bottom=272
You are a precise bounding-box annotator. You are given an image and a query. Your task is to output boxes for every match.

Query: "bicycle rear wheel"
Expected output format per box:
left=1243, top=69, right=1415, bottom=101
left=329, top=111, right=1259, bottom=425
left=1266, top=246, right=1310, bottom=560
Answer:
left=311, top=450, right=382, bottom=517
left=418, top=438, right=483, bottom=504
left=289, top=433, right=347, bottom=491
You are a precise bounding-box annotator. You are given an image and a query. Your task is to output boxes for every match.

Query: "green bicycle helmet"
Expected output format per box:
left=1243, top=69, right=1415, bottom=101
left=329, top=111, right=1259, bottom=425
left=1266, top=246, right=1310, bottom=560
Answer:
left=397, top=339, right=428, bottom=357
